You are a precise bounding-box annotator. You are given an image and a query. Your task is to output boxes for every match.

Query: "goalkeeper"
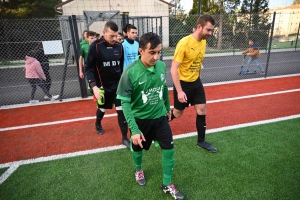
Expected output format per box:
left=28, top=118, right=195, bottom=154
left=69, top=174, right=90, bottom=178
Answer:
left=85, top=21, right=130, bottom=149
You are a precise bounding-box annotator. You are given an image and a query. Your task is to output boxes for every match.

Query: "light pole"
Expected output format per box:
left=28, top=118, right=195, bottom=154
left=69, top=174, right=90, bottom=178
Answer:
left=198, top=0, right=201, bottom=15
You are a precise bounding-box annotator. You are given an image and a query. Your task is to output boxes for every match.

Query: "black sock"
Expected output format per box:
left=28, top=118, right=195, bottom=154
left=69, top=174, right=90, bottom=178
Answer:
left=117, top=110, right=128, bottom=140
left=196, top=115, right=206, bottom=143
left=96, top=109, right=105, bottom=125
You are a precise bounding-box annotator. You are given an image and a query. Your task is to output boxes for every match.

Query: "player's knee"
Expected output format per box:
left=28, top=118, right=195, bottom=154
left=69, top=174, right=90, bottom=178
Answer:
left=173, top=109, right=183, bottom=118
left=196, top=110, right=206, bottom=115
left=162, top=148, right=175, bottom=158
left=195, top=104, right=206, bottom=115
left=168, top=109, right=182, bottom=122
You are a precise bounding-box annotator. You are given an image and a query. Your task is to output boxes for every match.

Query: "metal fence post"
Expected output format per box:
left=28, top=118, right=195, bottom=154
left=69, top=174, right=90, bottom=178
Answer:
left=59, top=39, right=71, bottom=100
left=159, top=16, right=163, bottom=60
left=295, top=22, right=300, bottom=51
left=70, top=15, right=88, bottom=98
left=265, top=12, right=276, bottom=78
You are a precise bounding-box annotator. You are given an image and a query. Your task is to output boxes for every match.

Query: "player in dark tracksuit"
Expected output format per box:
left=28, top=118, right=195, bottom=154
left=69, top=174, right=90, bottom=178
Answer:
left=33, top=43, right=51, bottom=93
left=85, top=21, right=130, bottom=149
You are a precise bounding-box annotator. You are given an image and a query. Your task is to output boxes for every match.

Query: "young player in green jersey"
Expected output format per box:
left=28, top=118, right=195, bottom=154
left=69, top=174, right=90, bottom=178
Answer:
left=117, top=32, right=184, bottom=200
left=79, top=31, right=96, bottom=79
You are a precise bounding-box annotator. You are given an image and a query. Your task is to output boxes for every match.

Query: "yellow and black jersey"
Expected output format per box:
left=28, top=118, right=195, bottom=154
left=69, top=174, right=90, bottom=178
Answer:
left=173, top=35, right=206, bottom=82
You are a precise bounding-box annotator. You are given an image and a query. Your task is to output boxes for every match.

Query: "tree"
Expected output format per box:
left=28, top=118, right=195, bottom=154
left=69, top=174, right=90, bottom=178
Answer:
left=238, top=0, right=270, bottom=49
left=188, top=0, right=240, bottom=49
left=223, top=0, right=240, bottom=13
left=169, top=0, right=185, bottom=16
left=215, top=0, right=240, bottom=48
left=293, top=0, right=300, bottom=4
left=0, top=0, right=61, bottom=19
left=189, top=0, right=219, bottom=15
left=168, top=0, right=189, bottom=47
left=240, top=0, right=269, bottom=29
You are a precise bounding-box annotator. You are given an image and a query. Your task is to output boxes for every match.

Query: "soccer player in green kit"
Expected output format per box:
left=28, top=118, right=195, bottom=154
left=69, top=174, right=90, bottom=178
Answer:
left=117, top=32, right=184, bottom=200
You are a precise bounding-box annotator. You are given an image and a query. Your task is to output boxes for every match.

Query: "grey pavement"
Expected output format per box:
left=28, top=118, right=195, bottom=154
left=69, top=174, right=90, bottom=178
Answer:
left=0, top=49, right=299, bottom=107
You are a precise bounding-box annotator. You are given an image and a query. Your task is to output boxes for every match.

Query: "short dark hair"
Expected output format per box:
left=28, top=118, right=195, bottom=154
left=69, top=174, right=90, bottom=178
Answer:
left=26, top=50, right=35, bottom=58
left=87, top=31, right=96, bottom=37
left=82, top=30, right=88, bottom=36
left=196, top=14, right=215, bottom=27
left=122, top=24, right=131, bottom=33
left=127, top=24, right=137, bottom=33
left=139, top=32, right=161, bottom=50
left=104, top=21, right=118, bottom=32
left=118, top=32, right=124, bottom=36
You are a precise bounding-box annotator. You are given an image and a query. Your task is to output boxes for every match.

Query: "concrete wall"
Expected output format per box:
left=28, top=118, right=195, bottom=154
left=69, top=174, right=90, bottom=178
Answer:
left=269, top=5, right=300, bottom=36
left=62, top=0, right=170, bottom=47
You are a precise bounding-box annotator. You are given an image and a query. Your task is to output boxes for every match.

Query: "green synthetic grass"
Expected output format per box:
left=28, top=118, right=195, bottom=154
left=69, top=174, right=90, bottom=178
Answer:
left=1, top=118, right=300, bottom=200
left=0, top=168, right=8, bottom=176
left=272, top=41, right=300, bottom=49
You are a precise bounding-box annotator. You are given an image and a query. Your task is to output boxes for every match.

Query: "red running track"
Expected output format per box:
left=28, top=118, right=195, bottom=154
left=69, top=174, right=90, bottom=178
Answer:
left=0, top=76, right=299, bottom=164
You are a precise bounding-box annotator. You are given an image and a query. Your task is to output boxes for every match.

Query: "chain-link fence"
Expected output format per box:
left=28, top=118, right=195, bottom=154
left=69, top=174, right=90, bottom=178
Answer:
left=165, top=12, right=300, bottom=84
left=1, top=12, right=300, bottom=107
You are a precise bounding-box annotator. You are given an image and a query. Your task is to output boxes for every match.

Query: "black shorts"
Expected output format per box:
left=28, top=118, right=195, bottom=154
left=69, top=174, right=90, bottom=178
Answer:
left=132, top=116, right=174, bottom=151
left=173, top=77, right=206, bottom=110
left=97, top=91, right=121, bottom=109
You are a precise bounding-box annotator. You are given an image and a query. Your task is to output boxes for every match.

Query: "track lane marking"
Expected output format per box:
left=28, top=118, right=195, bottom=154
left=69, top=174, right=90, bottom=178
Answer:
left=1, top=114, right=299, bottom=170
left=1, top=89, right=299, bottom=132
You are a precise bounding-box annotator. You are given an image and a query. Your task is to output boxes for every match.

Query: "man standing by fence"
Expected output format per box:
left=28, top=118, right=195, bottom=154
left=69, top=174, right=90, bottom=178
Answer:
left=79, top=31, right=96, bottom=79
left=122, top=24, right=139, bottom=69
left=169, top=14, right=217, bottom=152
left=33, top=42, right=51, bottom=98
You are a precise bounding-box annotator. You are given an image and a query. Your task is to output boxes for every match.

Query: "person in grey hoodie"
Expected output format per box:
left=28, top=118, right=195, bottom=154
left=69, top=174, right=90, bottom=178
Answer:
left=24, top=53, right=59, bottom=104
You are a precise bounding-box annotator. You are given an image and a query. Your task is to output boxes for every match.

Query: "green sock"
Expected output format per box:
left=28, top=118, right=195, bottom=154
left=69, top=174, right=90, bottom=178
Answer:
left=132, top=150, right=143, bottom=171
left=162, top=148, right=175, bottom=186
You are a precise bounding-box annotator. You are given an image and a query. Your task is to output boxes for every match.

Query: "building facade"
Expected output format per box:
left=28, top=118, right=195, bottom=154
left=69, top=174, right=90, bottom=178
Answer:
left=269, top=5, right=300, bottom=36
left=55, top=0, right=174, bottom=47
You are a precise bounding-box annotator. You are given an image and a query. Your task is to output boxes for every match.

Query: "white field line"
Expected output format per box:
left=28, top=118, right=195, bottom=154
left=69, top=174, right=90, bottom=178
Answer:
left=1, top=88, right=299, bottom=132
left=0, top=113, right=117, bottom=132
left=0, top=163, right=19, bottom=185
left=208, top=88, right=300, bottom=103
left=1, top=114, right=300, bottom=185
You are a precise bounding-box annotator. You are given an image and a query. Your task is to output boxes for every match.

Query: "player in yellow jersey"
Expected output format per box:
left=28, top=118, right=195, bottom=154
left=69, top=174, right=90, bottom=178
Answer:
left=169, top=15, right=217, bottom=152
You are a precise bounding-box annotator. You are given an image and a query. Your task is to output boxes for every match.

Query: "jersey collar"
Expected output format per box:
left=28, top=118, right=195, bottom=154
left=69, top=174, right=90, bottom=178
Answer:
left=137, top=56, right=156, bottom=74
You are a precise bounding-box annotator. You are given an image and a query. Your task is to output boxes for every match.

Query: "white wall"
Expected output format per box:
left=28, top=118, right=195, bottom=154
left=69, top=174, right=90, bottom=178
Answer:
left=62, top=0, right=170, bottom=47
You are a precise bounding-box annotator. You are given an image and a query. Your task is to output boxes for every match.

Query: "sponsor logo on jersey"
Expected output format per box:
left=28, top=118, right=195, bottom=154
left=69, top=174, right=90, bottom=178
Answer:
left=103, top=60, right=121, bottom=67
left=160, top=74, right=164, bottom=81
left=139, top=80, right=147, bottom=85
left=114, top=50, right=119, bottom=56
left=141, top=85, right=164, bottom=104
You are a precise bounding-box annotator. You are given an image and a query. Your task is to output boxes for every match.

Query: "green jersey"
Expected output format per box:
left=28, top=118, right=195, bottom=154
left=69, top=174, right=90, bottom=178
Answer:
left=80, top=40, right=89, bottom=62
left=117, top=57, right=170, bottom=134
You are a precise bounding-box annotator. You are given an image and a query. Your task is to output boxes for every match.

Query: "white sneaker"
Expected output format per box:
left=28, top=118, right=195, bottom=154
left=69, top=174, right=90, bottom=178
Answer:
left=29, top=100, right=39, bottom=104
left=51, top=95, right=59, bottom=101
left=44, top=95, right=50, bottom=100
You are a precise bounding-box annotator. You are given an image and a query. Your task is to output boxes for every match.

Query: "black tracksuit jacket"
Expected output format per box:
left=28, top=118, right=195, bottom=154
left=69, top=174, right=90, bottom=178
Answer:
left=85, top=37, right=124, bottom=92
